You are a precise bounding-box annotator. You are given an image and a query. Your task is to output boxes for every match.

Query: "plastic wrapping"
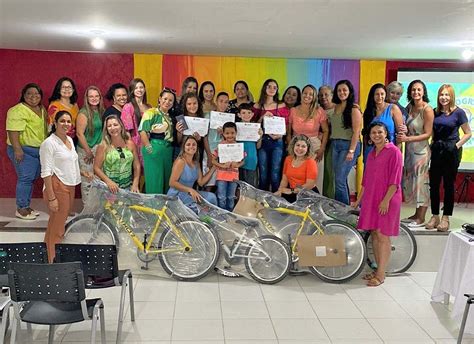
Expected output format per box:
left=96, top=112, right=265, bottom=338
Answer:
left=64, top=180, right=220, bottom=281
left=196, top=199, right=291, bottom=284
left=234, top=181, right=367, bottom=283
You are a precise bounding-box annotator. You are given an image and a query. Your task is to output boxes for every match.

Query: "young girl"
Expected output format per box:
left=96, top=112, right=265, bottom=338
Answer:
left=168, top=136, right=217, bottom=213
left=94, top=115, right=140, bottom=193
left=212, top=122, right=244, bottom=211
left=275, top=134, right=317, bottom=203
left=354, top=122, right=403, bottom=287
left=76, top=86, right=105, bottom=203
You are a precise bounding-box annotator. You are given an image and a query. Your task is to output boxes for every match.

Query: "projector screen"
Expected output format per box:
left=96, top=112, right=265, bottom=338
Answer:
left=397, top=70, right=474, bottom=171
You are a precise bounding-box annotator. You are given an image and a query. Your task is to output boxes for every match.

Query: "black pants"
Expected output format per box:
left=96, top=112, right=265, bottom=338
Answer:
left=429, top=140, right=462, bottom=216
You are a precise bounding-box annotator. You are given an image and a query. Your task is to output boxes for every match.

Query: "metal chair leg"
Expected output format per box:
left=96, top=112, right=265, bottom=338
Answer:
left=128, top=274, right=135, bottom=322
left=48, top=325, right=55, bottom=344
left=90, top=308, right=98, bottom=344
left=99, top=305, right=106, bottom=344
left=0, top=303, right=10, bottom=344
left=457, top=294, right=473, bottom=344
left=116, top=281, right=127, bottom=343
left=9, top=316, right=17, bottom=344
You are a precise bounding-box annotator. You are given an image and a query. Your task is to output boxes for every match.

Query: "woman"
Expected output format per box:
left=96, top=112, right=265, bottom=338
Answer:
left=199, top=81, right=217, bottom=113
left=48, top=77, right=79, bottom=138
left=282, top=86, right=301, bottom=109
left=121, top=78, right=151, bottom=165
left=177, top=76, right=198, bottom=104
left=287, top=84, right=328, bottom=192
left=40, top=111, right=81, bottom=262
left=76, top=86, right=105, bottom=203
left=319, top=85, right=336, bottom=198
left=362, top=83, right=404, bottom=161
left=6, top=83, right=48, bottom=220
left=168, top=135, right=217, bottom=213
left=253, top=79, right=290, bottom=191
left=386, top=81, right=409, bottom=122
left=227, top=80, right=254, bottom=114
left=139, top=88, right=175, bottom=194
left=354, top=122, right=403, bottom=287
left=426, top=84, right=471, bottom=231
left=94, top=115, right=140, bottom=193
left=397, top=80, right=434, bottom=227
left=103, top=83, right=128, bottom=121
left=330, top=80, right=362, bottom=205
left=275, top=134, right=317, bottom=203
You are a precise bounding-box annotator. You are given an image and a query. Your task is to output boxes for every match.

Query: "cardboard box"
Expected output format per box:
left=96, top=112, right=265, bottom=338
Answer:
left=297, top=235, right=347, bottom=267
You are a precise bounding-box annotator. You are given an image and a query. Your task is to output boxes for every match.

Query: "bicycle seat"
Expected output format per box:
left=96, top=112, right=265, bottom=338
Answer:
left=235, top=219, right=258, bottom=228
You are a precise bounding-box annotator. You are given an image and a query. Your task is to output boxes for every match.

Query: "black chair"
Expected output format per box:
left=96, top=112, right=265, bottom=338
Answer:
left=458, top=293, right=474, bottom=344
left=54, top=244, right=134, bottom=343
left=8, top=262, right=105, bottom=344
left=0, top=242, right=48, bottom=344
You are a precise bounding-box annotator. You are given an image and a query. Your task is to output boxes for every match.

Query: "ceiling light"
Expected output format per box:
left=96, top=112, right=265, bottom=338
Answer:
left=91, top=37, right=105, bottom=49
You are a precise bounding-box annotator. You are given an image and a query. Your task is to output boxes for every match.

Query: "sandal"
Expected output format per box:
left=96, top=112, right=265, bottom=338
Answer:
left=425, top=216, right=440, bottom=230
left=437, top=217, right=450, bottom=232
left=362, top=272, right=376, bottom=280
left=367, top=276, right=384, bottom=287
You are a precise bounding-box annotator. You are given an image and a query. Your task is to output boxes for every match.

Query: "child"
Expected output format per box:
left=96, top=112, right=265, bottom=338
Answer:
left=212, top=122, right=244, bottom=211
left=203, top=91, right=230, bottom=191
left=237, top=103, right=262, bottom=187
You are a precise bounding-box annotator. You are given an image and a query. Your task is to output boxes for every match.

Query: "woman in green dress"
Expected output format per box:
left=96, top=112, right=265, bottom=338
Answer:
left=94, top=115, right=140, bottom=193
left=139, top=88, right=175, bottom=194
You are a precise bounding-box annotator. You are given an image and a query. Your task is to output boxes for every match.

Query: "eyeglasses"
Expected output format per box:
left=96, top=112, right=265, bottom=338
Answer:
left=162, top=87, right=176, bottom=94
left=116, top=147, right=125, bottom=159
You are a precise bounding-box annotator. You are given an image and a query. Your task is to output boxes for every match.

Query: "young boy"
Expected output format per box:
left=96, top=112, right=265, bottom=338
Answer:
left=203, top=92, right=230, bottom=191
left=237, top=103, right=262, bottom=187
left=212, top=121, right=244, bottom=211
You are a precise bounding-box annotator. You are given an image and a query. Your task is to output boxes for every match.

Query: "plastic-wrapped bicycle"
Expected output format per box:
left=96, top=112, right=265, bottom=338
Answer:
left=64, top=181, right=220, bottom=281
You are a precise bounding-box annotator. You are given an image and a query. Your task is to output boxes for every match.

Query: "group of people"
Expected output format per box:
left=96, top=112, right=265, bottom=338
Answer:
left=6, top=76, right=471, bottom=276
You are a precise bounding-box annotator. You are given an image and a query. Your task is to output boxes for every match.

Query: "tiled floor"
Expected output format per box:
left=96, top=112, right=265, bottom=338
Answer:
left=1, top=199, right=474, bottom=343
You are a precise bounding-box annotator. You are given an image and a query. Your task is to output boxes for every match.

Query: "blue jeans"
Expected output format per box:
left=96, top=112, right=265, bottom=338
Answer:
left=7, top=145, right=41, bottom=209
left=216, top=180, right=237, bottom=211
left=176, top=190, right=217, bottom=214
left=258, top=136, right=284, bottom=192
left=332, top=140, right=361, bottom=205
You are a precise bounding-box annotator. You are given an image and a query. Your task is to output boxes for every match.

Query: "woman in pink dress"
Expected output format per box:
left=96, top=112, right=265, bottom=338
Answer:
left=354, top=121, right=403, bottom=287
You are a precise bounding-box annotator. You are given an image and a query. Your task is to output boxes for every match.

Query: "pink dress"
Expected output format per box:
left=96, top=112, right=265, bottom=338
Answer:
left=357, top=142, right=403, bottom=236
left=121, top=103, right=143, bottom=165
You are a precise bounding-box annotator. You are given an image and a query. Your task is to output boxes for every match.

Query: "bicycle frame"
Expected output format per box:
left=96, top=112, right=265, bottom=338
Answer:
left=103, top=199, right=192, bottom=254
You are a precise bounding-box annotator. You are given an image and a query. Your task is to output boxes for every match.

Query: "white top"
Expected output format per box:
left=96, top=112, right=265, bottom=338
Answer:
left=40, top=134, right=81, bottom=186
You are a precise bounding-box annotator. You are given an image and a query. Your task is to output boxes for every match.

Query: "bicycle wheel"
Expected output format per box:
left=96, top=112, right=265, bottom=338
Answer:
left=158, top=220, right=220, bottom=281
left=244, top=235, right=291, bottom=284
left=363, top=223, right=417, bottom=275
left=64, top=215, right=118, bottom=246
left=308, top=220, right=366, bottom=283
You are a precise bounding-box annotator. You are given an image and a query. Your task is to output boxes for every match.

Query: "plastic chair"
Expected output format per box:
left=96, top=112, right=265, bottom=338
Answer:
left=54, top=244, right=134, bottom=343
left=8, top=261, right=105, bottom=344
left=0, top=242, right=48, bottom=344
left=458, top=293, right=474, bottom=344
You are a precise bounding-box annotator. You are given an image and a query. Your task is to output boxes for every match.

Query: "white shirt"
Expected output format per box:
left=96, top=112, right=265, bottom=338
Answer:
left=40, top=134, right=81, bottom=186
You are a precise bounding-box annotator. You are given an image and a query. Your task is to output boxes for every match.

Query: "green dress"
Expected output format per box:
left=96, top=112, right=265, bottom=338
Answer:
left=138, top=108, right=173, bottom=194
left=103, top=147, right=134, bottom=189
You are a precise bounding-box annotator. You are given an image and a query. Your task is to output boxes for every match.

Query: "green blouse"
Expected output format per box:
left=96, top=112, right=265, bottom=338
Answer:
left=103, top=147, right=134, bottom=188
left=79, top=108, right=103, bottom=148
left=138, top=108, right=173, bottom=143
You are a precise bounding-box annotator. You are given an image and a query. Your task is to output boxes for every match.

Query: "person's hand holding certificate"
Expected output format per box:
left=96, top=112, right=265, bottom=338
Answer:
left=263, top=116, right=286, bottom=135
left=210, top=111, right=235, bottom=129
left=218, top=143, right=244, bottom=163
left=183, top=116, right=209, bottom=137
left=236, top=123, right=261, bottom=142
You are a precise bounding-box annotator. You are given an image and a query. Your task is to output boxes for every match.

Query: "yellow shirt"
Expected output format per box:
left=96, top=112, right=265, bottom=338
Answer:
left=6, top=103, right=47, bottom=147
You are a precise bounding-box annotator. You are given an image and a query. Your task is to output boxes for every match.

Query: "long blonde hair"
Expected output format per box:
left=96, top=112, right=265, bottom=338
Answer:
left=83, top=86, right=105, bottom=138
left=101, top=115, right=129, bottom=153
left=301, top=84, right=319, bottom=120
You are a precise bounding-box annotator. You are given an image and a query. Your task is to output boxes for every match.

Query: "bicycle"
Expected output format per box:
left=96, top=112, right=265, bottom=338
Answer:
left=234, top=181, right=367, bottom=283
left=296, top=189, right=417, bottom=275
left=197, top=200, right=291, bottom=284
left=64, top=181, right=220, bottom=281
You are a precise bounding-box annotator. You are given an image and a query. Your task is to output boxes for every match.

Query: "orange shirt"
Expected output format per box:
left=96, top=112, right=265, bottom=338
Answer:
left=283, top=156, right=317, bottom=189
left=48, top=100, right=79, bottom=138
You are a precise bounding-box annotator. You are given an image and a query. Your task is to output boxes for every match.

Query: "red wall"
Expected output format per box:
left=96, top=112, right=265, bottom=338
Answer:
left=0, top=49, right=133, bottom=197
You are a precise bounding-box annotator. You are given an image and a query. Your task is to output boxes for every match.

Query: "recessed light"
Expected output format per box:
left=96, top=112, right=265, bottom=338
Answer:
left=91, top=37, right=105, bottom=49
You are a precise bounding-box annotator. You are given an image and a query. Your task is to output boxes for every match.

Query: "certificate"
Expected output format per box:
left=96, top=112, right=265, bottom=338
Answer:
left=209, top=111, right=235, bottom=129
left=236, top=122, right=261, bottom=142
left=263, top=116, right=286, bottom=135
left=218, top=143, right=244, bottom=163
left=183, top=116, right=209, bottom=137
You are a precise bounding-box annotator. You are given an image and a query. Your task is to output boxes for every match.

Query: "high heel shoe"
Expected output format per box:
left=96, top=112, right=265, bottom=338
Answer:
left=425, top=216, right=440, bottom=230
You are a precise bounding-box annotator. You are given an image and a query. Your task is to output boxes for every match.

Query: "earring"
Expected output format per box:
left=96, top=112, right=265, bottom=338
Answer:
left=368, top=139, right=373, bottom=145
left=385, top=138, right=389, bottom=143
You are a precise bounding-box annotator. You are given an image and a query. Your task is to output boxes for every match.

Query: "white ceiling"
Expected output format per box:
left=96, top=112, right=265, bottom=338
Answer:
left=1, top=0, right=473, bottom=60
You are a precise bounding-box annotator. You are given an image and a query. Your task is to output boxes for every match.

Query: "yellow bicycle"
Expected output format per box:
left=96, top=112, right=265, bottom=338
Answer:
left=64, top=182, right=220, bottom=281
left=234, top=181, right=366, bottom=283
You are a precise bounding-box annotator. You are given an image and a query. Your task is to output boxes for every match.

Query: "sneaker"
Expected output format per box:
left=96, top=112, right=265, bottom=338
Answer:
left=15, top=209, right=36, bottom=220
left=27, top=207, right=40, bottom=216
left=214, top=266, right=241, bottom=278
